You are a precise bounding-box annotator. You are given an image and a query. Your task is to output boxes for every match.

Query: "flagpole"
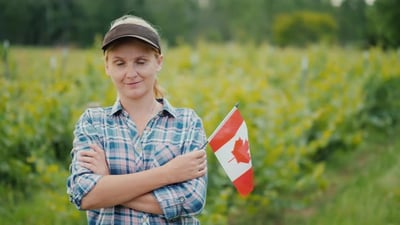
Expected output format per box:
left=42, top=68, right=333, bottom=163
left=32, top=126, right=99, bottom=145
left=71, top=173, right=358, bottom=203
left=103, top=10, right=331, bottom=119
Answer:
left=199, top=103, right=240, bottom=150
left=199, top=141, right=208, bottom=149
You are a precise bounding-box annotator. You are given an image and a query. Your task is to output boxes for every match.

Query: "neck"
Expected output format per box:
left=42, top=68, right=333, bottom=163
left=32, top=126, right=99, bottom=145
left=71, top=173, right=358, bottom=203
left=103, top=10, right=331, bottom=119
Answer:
left=120, top=95, right=159, bottom=117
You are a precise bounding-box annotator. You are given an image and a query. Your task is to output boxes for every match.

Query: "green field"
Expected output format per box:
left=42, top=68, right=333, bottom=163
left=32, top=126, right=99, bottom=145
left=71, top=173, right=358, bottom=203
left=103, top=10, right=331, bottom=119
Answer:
left=284, top=127, right=400, bottom=225
left=1, top=43, right=399, bottom=224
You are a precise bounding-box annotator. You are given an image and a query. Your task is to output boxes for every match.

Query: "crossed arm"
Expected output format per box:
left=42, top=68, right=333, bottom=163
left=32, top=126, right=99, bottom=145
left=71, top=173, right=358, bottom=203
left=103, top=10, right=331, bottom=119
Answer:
left=77, top=144, right=207, bottom=214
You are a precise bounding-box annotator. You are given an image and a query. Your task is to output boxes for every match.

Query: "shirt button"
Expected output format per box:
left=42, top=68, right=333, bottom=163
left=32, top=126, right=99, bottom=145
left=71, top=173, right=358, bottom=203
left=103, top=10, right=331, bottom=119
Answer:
left=142, top=216, right=149, bottom=225
left=136, top=145, right=143, bottom=153
left=178, top=197, right=185, bottom=203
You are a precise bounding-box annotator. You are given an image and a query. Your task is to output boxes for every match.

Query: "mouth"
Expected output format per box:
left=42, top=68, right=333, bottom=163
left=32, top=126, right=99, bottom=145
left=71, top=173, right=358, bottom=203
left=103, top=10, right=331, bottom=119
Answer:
left=125, top=80, right=142, bottom=86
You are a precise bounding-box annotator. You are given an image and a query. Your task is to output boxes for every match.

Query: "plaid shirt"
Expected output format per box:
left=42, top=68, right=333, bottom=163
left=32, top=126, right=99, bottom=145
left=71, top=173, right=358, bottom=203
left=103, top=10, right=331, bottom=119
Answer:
left=67, top=99, right=207, bottom=225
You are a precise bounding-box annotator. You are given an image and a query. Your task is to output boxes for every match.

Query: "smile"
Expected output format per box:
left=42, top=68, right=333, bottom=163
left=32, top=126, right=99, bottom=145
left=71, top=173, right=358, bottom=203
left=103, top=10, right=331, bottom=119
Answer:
left=125, top=80, right=142, bottom=86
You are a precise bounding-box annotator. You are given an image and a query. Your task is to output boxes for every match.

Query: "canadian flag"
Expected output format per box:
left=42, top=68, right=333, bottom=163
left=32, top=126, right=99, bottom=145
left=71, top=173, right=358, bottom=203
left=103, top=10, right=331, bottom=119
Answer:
left=208, top=105, right=254, bottom=196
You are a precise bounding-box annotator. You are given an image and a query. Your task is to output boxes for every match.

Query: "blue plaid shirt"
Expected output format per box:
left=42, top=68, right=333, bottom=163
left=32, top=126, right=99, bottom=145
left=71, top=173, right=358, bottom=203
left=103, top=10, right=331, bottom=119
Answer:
left=67, top=99, right=207, bottom=225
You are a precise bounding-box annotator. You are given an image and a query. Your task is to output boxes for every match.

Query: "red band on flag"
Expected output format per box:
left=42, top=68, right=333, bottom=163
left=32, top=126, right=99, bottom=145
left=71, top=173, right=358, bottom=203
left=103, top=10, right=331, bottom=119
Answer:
left=207, top=105, right=254, bottom=196
left=209, top=109, right=243, bottom=152
left=233, top=168, right=254, bottom=196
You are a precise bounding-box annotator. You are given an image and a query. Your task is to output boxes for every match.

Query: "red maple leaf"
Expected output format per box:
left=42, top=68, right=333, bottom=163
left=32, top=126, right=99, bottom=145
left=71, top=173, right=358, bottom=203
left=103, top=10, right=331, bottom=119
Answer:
left=229, top=137, right=250, bottom=164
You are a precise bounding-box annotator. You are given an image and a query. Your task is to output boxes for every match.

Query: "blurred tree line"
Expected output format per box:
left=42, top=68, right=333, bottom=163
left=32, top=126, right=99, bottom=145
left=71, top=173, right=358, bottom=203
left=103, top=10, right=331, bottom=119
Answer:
left=0, top=0, right=399, bottom=48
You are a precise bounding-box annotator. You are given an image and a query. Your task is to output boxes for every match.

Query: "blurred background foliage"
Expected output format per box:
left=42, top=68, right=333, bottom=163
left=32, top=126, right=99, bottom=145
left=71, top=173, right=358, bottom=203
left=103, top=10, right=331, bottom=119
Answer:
left=0, top=0, right=399, bottom=48
left=1, top=0, right=400, bottom=224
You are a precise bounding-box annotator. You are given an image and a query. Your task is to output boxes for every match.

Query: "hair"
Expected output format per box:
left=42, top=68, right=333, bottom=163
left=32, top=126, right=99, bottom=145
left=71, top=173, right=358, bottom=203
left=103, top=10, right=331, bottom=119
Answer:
left=105, top=15, right=165, bottom=98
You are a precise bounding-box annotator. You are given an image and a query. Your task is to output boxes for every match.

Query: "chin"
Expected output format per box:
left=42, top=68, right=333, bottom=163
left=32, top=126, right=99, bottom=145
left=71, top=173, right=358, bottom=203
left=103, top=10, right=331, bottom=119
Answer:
left=124, top=91, right=148, bottom=100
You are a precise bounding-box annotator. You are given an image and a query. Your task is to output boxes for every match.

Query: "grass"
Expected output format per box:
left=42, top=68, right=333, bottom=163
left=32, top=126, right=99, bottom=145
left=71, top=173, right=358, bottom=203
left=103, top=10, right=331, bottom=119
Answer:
left=1, top=127, right=398, bottom=225
left=0, top=170, right=86, bottom=225
left=284, top=126, right=400, bottom=225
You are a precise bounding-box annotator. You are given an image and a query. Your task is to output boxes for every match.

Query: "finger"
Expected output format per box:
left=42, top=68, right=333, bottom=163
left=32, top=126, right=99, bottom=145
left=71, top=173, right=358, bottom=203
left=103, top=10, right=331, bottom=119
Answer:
left=79, top=150, right=89, bottom=157
left=78, top=155, right=94, bottom=164
left=197, top=165, right=207, bottom=177
left=79, top=162, right=95, bottom=171
left=200, top=167, right=207, bottom=176
left=200, top=151, right=207, bottom=159
left=78, top=151, right=96, bottom=160
left=195, top=151, right=207, bottom=162
left=90, top=144, right=103, bottom=153
left=80, top=150, right=96, bottom=158
left=200, top=160, right=207, bottom=170
left=196, top=164, right=207, bottom=176
left=77, top=153, right=85, bottom=161
left=191, top=150, right=206, bottom=159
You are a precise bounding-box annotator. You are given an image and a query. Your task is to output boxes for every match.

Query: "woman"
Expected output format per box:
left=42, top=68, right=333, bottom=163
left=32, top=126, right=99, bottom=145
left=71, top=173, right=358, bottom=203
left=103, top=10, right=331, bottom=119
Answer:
left=67, top=15, right=208, bottom=225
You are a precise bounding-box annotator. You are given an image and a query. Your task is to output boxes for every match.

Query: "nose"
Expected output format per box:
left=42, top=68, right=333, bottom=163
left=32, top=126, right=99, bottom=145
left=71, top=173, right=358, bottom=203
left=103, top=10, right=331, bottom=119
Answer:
left=126, top=64, right=138, bottom=78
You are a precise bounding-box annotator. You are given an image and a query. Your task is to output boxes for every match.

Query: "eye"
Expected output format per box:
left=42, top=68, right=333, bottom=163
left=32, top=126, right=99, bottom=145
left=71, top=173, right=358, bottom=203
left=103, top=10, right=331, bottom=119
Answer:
left=114, top=60, right=125, bottom=66
left=136, top=58, right=148, bottom=65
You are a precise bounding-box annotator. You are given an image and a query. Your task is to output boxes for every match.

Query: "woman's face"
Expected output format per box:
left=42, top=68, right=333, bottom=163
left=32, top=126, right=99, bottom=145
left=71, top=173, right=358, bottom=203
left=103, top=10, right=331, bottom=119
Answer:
left=105, top=39, right=163, bottom=101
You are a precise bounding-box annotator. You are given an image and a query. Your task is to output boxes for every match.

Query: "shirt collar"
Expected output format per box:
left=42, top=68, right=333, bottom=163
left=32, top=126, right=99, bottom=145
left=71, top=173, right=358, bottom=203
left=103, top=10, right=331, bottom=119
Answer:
left=110, top=99, right=124, bottom=115
left=158, top=98, right=177, bottom=118
left=110, top=98, right=177, bottom=118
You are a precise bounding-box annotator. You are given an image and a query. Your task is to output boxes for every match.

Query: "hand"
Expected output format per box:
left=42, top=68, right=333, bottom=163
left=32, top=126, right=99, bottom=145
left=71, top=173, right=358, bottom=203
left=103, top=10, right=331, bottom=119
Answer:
left=78, top=144, right=110, bottom=175
left=162, top=150, right=207, bottom=183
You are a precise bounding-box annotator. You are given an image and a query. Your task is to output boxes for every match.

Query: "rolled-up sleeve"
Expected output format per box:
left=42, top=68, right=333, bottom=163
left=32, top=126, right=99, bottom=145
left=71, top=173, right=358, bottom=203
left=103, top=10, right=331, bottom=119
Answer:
left=153, top=174, right=207, bottom=220
left=154, top=110, right=208, bottom=220
left=67, top=109, right=103, bottom=209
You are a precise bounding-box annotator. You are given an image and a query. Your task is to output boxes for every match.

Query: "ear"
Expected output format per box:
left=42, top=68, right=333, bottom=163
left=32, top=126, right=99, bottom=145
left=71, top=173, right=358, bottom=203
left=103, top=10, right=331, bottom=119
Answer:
left=104, top=57, right=111, bottom=76
left=156, top=54, right=163, bottom=72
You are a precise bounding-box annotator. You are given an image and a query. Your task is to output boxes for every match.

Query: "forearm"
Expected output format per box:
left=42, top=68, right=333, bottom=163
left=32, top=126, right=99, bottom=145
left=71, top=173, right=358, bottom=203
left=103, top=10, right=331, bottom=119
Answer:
left=122, top=193, right=163, bottom=214
left=74, top=133, right=207, bottom=210
left=154, top=175, right=207, bottom=219
left=81, top=167, right=170, bottom=210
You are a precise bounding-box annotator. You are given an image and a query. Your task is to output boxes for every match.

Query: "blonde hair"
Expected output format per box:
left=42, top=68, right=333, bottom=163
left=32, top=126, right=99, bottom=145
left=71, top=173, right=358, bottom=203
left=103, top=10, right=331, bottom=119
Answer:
left=105, top=15, right=165, bottom=98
